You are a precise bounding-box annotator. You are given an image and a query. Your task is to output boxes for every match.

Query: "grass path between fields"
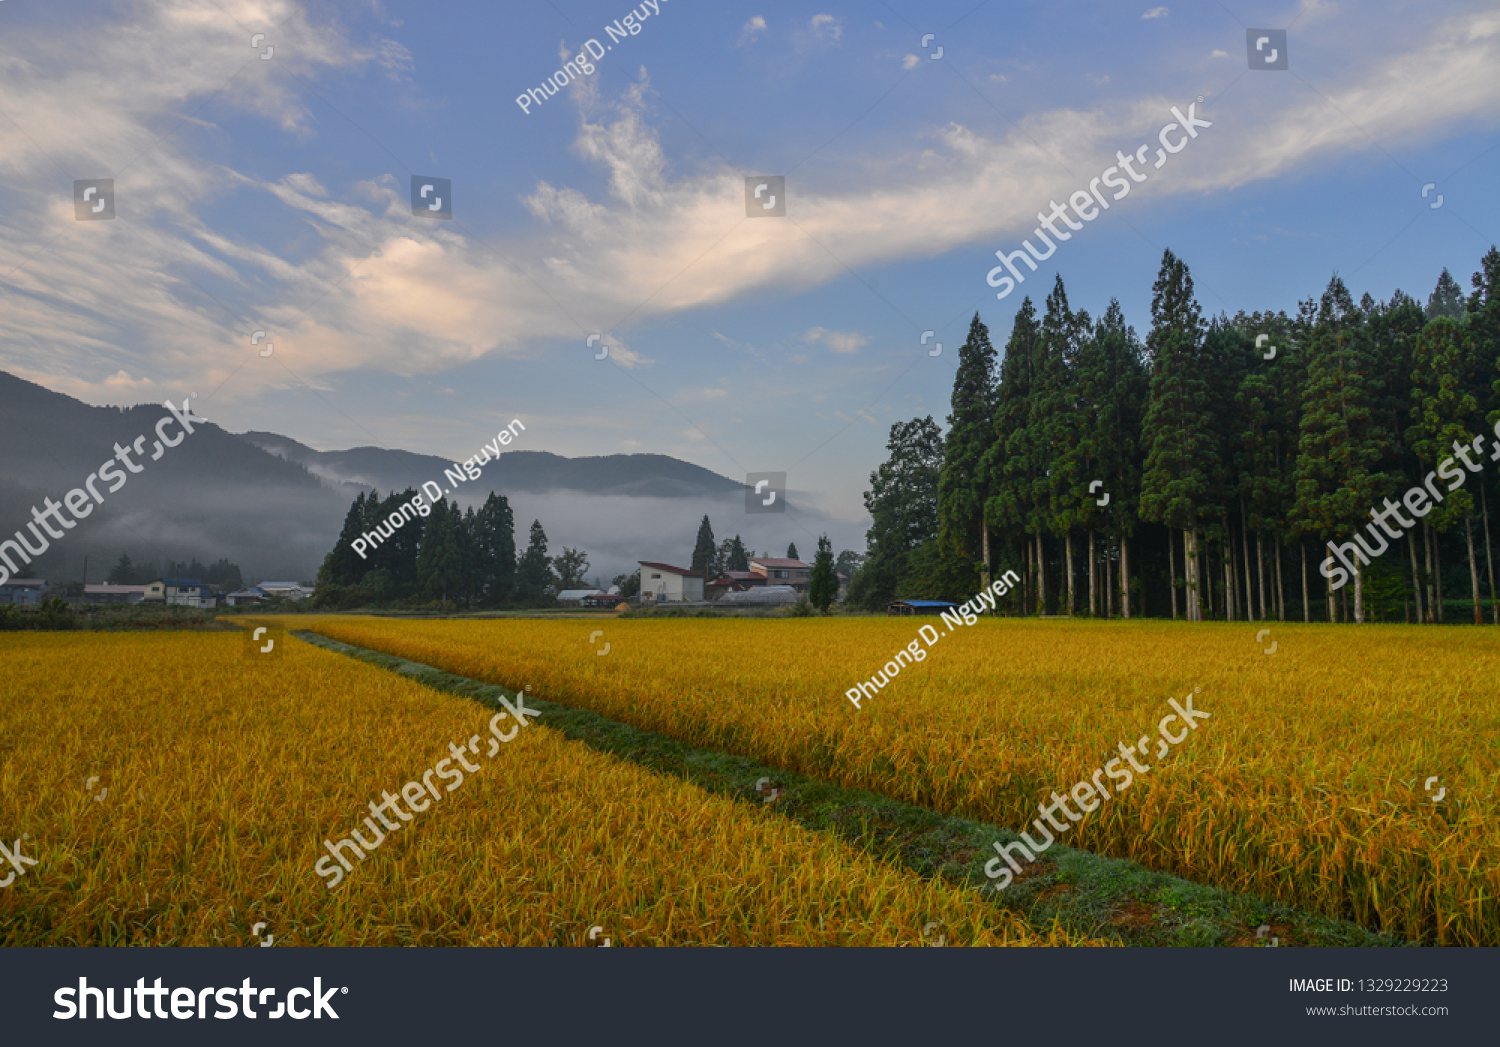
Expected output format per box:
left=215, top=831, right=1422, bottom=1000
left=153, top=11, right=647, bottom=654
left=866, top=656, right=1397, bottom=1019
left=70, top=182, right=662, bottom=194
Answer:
left=297, top=629, right=1399, bottom=949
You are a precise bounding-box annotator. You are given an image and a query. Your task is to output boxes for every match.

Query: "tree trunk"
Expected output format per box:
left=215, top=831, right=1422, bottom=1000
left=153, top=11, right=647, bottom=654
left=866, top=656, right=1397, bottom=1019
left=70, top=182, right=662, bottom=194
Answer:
left=1300, top=541, right=1310, bottom=623
left=1226, top=536, right=1236, bottom=622
left=1255, top=530, right=1266, bottom=621
left=1427, top=523, right=1443, bottom=623
left=1224, top=543, right=1234, bottom=622
left=1037, top=533, right=1047, bottom=615
left=1467, top=514, right=1481, bottom=625
left=1065, top=531, right=1075, bottom=616
left=1092, top=525, right=1104, bottom=615
left=1122, top=535, right=1132, bottom=619
left=1105, top=534, right=1113, bottom=618
left=1326, top=543, right=1336, bottom=623
left=1187, top=526, right=1200, bottom=622
left=1408, top=528, right=1424, bottom=624
left=1353, top=557, right=1365, bottom=624
left=1240, top=501, right=1254, bottom=621
left=1208, top=542, right=1217, bottom=619
left=1194, top=526, right=1203, bottom=621
left=1275, top=539, right=1286, bottom=621
left=1424, top=523, right=1435, bottom=622
left=1169, top=529, right=1179, bottom=620
left=1483, top=485, right=1497, bottom=625
left=981, top=525, right=991, bottom=593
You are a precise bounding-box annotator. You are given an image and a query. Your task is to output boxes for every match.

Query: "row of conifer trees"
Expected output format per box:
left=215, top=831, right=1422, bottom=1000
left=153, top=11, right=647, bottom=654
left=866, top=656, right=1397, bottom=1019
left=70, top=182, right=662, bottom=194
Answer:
left=848, top=246, right=1500, bottom=624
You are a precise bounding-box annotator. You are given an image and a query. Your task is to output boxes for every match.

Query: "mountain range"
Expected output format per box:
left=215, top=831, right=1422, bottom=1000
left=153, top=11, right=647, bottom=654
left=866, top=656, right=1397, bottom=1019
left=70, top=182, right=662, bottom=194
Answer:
left=0, top=371, right=754, bottom=584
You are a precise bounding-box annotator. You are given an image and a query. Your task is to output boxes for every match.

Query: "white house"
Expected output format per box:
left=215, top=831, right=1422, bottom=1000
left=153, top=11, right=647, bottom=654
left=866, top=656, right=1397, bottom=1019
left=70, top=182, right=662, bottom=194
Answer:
left=638, top=561, right=704, bottom=602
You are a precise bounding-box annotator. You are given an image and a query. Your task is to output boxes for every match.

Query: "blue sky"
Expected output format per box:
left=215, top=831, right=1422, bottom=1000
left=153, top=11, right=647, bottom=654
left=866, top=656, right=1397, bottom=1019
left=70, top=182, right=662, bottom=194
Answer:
left=1, top=0, right=1497, bottom=559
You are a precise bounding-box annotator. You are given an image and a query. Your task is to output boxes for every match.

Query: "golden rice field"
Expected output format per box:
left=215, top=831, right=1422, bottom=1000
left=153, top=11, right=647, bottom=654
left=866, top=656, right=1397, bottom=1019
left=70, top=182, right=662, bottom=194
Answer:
left=292, top=614, right=1500, bottom=945
left=0, top=630, right=1091, bottom=947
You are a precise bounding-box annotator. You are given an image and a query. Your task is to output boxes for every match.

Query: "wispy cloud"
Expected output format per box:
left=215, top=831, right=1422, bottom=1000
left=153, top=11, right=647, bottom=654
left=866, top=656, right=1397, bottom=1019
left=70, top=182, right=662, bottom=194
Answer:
left=809, top=14, right=842, bottom=43
left=804, top=327, right=868, bottom=354
left=3, top=2, right=1497, bottom=410
left=738, top=15, right=767, bottom=46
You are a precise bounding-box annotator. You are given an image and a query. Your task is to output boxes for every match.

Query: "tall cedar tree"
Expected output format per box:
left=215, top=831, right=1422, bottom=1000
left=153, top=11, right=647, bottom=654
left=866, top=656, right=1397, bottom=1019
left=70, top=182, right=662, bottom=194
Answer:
left=1427, top=267, right=1466, bottom=320
left=1037, top=277, right=1090, bottom=615
left=691, top=516, right=716, bottom=575
left=1292, top=275, right=1396, bottom=622
left=1139, top=250, right=1214, bottom=620
left=321, top=491, right=369, bottom=587
left=1469, top=247, right=1500, bottom=621
left=416, top=499, right=464, bottom=603
left=515, top=520, right=555, bottom=603
left=786, top=542, right=799, bottom=560
left=1409, top=316, right=1480, bottom=621
left=471, top=493, right=517, bottom=606
left=1364, top=291, right=1427, bottom=621
left=726, top=537, right=750, bottom=570
left=1078, top=300, right=1148, bottom=616
left=1197, top=318, right=1252, bottom=618
left=808, top=534, right=837, bottom=611
left=985, top=298, right=1044, bottom=612
left=107, top=553, right=136, bottom=584
left=937, top=313, right=999, bottom=585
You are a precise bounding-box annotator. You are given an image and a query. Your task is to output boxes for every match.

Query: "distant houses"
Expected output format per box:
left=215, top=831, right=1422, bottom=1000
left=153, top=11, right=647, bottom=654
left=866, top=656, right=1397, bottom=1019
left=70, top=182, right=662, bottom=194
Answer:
left=225, top=587, right=270, bottom=607
left=703, top=557, right=813, bottom=602
left=83, top=584, right=147, bottom=605
left=0, top=578, right=46, bottom=606
left=141, top=577, right=220, bottom=609
left=257, top=581, right=315, bottom=601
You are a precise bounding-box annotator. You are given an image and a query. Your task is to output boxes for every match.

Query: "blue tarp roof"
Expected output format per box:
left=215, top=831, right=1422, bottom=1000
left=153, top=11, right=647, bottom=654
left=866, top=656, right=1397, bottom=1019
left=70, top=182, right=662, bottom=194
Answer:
left=893, top=599, right=958, bottom=607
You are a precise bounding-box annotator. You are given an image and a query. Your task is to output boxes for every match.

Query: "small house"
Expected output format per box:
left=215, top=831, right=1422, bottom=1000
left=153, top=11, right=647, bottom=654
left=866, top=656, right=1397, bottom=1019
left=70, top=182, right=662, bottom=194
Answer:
left=638, top=561, right=704, bottom=602
left=0, top=578, right=47, bottom=606
left=887, top=599, right=958, bottom=616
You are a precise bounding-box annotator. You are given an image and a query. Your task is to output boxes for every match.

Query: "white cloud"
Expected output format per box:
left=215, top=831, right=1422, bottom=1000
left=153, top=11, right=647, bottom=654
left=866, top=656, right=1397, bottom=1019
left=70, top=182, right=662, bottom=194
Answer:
left=803, top=327, right=868, bottom=354
left=809, top=14, right=842, bottom=42
left=1211, top=49, right=1229, bottom=57
left=903, top=54, right=921, bottom=70
left=1142, top=6, right=1170, bottom=18
left=3, top=3, right=1498, bottom=408
left=738, top=15, right=766, bottom=46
